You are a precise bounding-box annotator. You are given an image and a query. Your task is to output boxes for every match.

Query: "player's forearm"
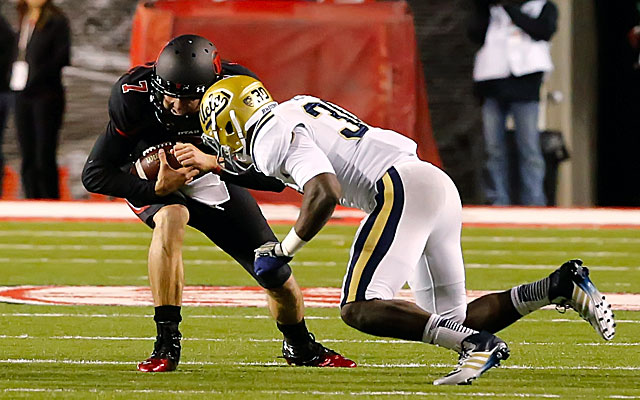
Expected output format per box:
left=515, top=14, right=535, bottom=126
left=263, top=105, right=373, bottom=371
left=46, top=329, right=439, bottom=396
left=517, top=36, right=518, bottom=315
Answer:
left=82, top=132, right=159, bottom=203
left=82, top=160, right=158, bottom=202
left=295, top=173, right=341, bottom=241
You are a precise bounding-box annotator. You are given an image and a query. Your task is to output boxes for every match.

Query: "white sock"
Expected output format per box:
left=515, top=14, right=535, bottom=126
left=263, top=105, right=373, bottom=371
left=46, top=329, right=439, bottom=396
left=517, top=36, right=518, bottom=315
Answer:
left=422, top=314, right=478, bottom=353
left=510, top=277, right=551, bottom=316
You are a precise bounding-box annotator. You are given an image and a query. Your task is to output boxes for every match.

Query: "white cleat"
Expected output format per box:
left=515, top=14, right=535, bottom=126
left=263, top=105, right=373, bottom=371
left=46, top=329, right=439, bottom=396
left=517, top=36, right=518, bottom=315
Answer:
left=550, top=259, right=616, bottom=341
left=433, top=331, right=510, bottom=386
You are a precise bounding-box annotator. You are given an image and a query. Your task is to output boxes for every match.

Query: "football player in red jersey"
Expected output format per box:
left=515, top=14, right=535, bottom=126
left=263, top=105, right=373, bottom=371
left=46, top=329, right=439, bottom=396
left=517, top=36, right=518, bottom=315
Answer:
left=81, top=34, right=355, bottom=372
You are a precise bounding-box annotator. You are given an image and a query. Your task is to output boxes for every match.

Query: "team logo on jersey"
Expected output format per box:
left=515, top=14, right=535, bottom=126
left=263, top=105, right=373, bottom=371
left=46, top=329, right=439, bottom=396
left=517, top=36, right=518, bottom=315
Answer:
left=243, top=96, right=254, bottom=107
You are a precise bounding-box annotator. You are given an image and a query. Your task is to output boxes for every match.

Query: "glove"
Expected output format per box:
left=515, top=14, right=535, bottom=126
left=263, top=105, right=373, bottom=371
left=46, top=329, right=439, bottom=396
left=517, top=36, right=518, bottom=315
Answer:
left=254, top=241, right=293, bottom=276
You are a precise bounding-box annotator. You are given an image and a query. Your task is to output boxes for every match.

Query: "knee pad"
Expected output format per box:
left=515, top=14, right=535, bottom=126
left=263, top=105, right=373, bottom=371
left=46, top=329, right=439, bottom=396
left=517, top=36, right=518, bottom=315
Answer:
left=255, top=263, right=292, bottom=289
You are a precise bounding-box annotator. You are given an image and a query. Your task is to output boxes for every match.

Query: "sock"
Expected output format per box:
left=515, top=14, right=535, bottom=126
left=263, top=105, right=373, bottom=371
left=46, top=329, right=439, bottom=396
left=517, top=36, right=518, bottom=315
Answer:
left=422, top=314, right=478, bottom=353
left=510, top=277, right=551, bottom=316
left=154, top=305, right=182, bottom=323
left=277, top=319, right=310, bottom=344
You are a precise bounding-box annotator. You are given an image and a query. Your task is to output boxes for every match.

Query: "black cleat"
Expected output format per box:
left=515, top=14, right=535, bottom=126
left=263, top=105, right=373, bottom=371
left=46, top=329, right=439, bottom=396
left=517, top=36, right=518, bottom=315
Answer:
left=282, top=333, right=356, bottom=367
left=137, top=321, right=182, bottom=372
left=549, top=259, right=616, bottom=340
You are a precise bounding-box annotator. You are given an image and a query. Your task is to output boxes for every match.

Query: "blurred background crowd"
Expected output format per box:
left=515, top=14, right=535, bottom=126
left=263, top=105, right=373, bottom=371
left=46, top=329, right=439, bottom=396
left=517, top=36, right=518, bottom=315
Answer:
left=0, top=0, right=639, bottom=207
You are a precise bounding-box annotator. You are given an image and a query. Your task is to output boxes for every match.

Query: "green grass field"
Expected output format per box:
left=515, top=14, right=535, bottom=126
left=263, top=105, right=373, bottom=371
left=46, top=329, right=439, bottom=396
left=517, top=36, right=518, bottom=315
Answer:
left=0, top=221, right=639, bottom=399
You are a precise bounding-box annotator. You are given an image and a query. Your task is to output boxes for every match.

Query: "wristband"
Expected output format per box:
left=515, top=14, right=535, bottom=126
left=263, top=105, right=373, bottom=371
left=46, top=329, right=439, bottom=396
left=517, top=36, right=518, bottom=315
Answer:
left=280, top=228, right=308, bottom=257
left=210, top=156, right=222, bottom=174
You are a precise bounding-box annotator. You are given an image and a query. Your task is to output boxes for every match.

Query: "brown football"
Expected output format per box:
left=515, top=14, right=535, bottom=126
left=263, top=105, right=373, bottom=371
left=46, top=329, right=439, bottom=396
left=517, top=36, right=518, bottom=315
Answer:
left=130, top=142, right=182, bottom=180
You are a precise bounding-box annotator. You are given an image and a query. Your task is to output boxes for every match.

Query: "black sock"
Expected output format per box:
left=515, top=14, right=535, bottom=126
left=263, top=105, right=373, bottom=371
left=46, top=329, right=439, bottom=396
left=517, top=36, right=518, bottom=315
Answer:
left=154, top=305, right=182, bottom=323
left=277, top=319, right=310, bottom=344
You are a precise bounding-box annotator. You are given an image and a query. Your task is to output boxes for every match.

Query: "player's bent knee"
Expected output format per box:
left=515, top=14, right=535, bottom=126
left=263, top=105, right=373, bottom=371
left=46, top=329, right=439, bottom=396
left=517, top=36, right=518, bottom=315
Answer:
left=153, top=205, right=189, bottom=230
left=340, top=301, right=368, bottom=331
left=255, top=263, right=292, bottom=289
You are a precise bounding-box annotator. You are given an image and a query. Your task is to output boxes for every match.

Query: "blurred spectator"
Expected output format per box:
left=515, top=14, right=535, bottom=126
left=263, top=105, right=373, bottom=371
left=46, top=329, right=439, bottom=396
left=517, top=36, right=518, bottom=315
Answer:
left=12, top=0, right=70, bottom=199
left=0, top=13, right=15, bottom=197
left=468, top=0, right=558, bottom=206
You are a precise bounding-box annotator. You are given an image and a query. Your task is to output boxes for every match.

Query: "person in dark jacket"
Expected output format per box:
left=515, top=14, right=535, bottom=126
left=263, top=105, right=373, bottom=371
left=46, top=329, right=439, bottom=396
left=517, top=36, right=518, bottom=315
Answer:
left=13, top=0, right=70, bottom=199
left=469, top=0, right=558, bottom=206
left=0, top=12, right=16, bottom=197
left=81, top=34, right=355, bottom=372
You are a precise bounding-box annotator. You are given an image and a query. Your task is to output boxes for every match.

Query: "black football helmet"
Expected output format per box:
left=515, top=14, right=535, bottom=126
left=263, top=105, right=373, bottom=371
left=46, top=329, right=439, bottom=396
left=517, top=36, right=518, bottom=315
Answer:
left=151, top=34, right=223, bottom=131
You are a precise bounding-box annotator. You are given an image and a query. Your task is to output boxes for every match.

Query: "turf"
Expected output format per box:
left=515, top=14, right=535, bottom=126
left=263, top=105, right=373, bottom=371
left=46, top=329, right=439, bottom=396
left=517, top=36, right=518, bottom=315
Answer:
left=0, top=221, right=638, bottom=399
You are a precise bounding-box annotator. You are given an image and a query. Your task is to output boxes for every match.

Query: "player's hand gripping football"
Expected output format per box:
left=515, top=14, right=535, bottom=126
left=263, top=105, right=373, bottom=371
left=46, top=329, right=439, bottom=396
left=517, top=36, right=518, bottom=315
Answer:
left=173, top=143, right=222, bottom=174
left=154, top=149, right=199, bottom=196
left=254, top=241, right=293, bottom=276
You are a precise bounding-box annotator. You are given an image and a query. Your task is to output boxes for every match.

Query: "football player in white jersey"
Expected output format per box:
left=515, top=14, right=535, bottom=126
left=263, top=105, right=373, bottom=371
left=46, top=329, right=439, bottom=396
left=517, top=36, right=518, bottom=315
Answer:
left=186, top=75, right=615, bottom=385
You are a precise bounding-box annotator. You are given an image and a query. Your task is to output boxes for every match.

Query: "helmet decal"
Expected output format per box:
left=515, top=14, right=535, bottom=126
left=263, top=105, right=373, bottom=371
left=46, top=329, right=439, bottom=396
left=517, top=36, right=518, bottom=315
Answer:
left=199, top=76, right=276, bottom=174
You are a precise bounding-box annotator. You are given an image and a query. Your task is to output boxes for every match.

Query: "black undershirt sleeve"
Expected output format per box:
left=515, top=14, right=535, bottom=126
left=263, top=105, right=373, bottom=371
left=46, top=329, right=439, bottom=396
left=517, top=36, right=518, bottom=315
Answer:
left=219, top=166, right=286, bottom=192
left=81, top=123, right=161, bottom=204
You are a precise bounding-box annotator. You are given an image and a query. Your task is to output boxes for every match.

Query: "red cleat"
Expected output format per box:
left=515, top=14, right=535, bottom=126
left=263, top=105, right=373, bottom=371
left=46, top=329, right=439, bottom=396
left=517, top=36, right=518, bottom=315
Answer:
left=282, top=333, right=357, bottom=368
left=137, top=357, right=178, bottom=372
left=314, top=352, right=357, bottom=368
left=137, top=321, right=181, bottom=372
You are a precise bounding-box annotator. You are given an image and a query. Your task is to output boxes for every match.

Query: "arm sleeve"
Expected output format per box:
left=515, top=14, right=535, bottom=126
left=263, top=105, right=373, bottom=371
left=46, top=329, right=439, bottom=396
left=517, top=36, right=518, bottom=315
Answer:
left=219, top=166, right=286, bottom=192
left=81, top=122, right=161, bottom=204
left=504, top=2, right=558, bottom=41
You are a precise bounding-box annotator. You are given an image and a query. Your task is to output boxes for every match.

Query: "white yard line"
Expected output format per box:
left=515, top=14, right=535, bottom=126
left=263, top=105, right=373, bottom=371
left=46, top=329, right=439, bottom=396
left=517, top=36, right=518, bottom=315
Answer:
left=1, top=334, right=638, bottom=347
left=2, top=201, right=640, bottom=227
left=1, top=243, right=639, bottom=258
left=1, top=286, right=639, bottom=309
left=0, top=257, right=635, bottom=272
left=0, top=387, right=565, bottom=398
left=1, top=358, right=639, bottom=371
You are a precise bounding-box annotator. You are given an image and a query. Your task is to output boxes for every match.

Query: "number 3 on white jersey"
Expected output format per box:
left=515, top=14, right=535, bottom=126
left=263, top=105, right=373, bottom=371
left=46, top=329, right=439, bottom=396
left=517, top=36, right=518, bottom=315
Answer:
left=302, top=100, right=369, bottom=139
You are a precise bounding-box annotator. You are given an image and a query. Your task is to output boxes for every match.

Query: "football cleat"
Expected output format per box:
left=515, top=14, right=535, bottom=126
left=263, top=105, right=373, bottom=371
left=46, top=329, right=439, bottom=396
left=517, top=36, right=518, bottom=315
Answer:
left=137, top=321, right=182, bottom=372
left=433, top=331, right=510, bottom=386
left=282, top=333, right=356, bottom=368
left=549, top=259, right=616, bottom=341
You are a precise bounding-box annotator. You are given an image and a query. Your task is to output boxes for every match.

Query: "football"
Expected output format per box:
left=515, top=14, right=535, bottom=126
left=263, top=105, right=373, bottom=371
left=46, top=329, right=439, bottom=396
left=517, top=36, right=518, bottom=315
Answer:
left=130, top=142, right=182, bottom=180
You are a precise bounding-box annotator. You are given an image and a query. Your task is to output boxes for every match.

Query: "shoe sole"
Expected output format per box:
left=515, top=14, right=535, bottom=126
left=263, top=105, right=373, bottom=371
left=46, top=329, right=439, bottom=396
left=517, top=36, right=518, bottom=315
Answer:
left=572, top=266, right=616, bottom=341
left=433, top=342, right=510, bottom=386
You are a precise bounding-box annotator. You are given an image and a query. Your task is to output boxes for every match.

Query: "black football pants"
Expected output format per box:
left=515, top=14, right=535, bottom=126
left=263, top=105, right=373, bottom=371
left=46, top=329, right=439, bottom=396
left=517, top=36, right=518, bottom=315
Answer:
left=128, top=183, right=292, bottom=289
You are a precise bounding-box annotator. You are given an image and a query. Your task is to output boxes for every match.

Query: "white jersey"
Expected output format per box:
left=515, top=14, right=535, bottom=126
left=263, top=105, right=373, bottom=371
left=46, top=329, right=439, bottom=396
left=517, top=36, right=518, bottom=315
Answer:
left=251, top=95, right=418, bottom=213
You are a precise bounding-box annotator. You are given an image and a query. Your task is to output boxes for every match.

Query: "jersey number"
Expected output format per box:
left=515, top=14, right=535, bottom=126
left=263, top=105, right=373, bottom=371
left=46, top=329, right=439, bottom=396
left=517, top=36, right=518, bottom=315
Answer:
left=303, top=101, right=369, bottom=139
left=122, top=81, right=148, bottom=94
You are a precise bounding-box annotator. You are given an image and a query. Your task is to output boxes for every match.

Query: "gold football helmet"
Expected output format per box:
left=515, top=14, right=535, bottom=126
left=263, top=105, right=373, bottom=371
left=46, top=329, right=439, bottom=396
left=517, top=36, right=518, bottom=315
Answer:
left=199, top=75, right=277, bottom=174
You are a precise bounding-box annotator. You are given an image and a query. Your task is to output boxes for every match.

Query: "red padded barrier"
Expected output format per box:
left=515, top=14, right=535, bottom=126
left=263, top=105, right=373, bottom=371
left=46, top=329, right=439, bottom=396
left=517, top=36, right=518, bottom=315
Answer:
left=130, top=0, right=440, bottom=202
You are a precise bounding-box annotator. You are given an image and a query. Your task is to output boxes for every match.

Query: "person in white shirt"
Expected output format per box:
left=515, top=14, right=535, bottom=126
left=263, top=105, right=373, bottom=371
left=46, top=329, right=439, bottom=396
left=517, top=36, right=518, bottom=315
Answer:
left=469, top=0, right=558, bottom=206
left=187, top=75, right=615, bottom=385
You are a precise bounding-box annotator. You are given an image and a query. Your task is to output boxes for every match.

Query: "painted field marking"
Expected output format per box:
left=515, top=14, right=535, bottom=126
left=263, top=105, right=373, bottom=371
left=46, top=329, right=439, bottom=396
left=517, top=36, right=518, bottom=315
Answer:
left=2, top=201, right=640, bottom=228
left=1, top=286, right=639, bottom=310
left=1, top=228, right=639, bottom=244
left=0, top=256, right=635, bottom=273
left=0, top=387, right=566, bottom=398
left=1, top=334, right=638, bottom=347
left=2, top=243, right=639, bottom=259
left=1, top=313, right=638, bottom=325
left=1, top=358, right=639, bottom=372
